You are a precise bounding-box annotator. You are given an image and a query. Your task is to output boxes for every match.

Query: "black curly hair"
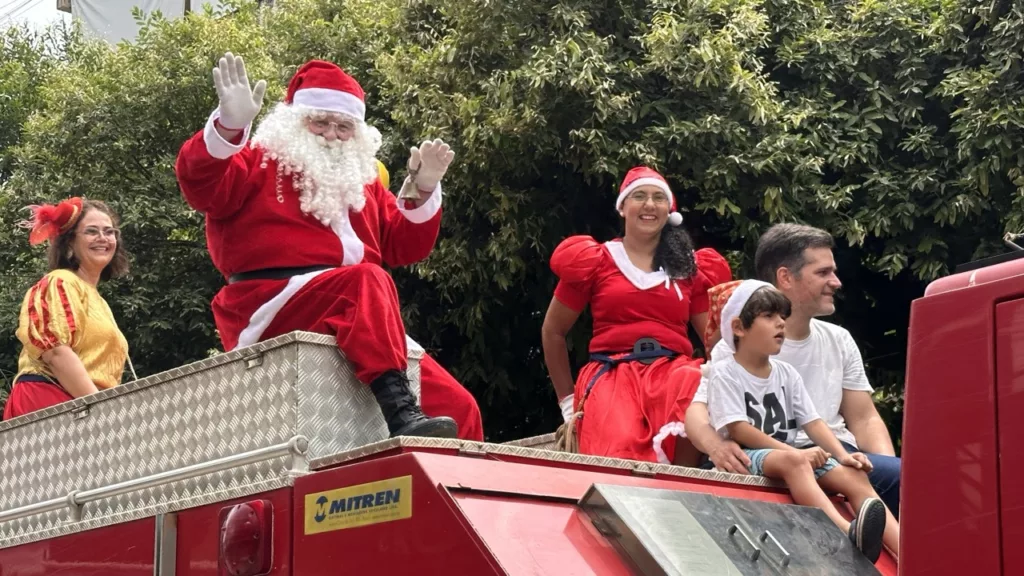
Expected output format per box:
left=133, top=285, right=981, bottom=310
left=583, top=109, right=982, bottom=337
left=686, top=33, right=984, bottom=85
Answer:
left=653, top=224, right=697, bottom=279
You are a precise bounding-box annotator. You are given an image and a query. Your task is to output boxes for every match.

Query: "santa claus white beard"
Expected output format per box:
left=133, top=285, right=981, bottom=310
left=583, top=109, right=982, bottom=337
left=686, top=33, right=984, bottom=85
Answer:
left=251, top=103, right=383, bottom=226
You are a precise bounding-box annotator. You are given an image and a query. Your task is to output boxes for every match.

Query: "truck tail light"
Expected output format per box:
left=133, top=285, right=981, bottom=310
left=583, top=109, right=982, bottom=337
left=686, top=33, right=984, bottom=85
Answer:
left=218, top=499, right=273, bottom=576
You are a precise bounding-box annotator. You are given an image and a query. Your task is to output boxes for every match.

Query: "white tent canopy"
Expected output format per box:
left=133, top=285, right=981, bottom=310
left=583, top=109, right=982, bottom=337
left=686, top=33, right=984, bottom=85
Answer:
left=71, top=0, right=229, bottom=43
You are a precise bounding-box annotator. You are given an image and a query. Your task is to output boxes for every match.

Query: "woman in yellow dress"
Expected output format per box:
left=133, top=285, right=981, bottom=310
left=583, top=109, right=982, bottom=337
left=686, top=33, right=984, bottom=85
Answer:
left=3, top=197, right=130, bottom=420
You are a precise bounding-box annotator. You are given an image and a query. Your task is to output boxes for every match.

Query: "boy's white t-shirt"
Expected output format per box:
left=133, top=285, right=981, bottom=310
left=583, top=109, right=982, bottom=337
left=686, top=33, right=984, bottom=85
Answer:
left=705, top=356, right=820, bottom=445
left=694, top=318, right=873, bottom=448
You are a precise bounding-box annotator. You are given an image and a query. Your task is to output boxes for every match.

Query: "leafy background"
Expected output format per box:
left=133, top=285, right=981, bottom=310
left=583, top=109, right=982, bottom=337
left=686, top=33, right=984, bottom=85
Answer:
left=3, top=0, right=1022, bottom=449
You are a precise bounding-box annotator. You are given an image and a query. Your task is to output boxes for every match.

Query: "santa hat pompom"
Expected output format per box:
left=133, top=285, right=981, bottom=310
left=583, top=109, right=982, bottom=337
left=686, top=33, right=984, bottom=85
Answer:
left=668, top=212, right=683, bottom=226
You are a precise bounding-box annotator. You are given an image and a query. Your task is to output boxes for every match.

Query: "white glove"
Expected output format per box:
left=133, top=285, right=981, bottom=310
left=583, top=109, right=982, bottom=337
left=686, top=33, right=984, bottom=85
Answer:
left=559, top=395, right=575, bottom=423
left=408, top=139, right=455, bottom=192
left=212, top=52, right=267, bottom=130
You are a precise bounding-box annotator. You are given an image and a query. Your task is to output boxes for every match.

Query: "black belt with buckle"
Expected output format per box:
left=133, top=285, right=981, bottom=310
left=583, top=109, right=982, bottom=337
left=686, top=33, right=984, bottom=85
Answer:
left=227, top=265, right=335, bottom=285
left=580, top=338, right=679, bottom=401
left=632, top=337, right=667, bottom=365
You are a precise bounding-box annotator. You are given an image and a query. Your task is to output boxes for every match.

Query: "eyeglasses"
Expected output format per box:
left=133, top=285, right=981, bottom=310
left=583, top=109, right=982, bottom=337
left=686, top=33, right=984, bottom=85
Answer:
left=628, top=190, right=671, bottom=205
left=79, top=226, right=120, bottom=240
left=306, top=117, right=355, bottom=135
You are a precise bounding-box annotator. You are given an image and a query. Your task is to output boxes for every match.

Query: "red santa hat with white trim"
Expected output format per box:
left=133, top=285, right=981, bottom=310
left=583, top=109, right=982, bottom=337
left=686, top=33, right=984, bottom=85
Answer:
left=616, top=166, right=683, bottom=226
left=285, top=60, right=366, bottom=122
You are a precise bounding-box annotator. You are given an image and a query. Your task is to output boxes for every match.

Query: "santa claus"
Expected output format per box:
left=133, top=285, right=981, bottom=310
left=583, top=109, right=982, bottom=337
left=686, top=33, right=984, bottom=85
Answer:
left=174, top=52, right=483, bottom=440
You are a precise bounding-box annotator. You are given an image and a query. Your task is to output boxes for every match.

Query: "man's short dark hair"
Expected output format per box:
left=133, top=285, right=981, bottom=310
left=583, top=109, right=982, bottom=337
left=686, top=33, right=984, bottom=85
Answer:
left=754, top=223, right=834, bottom=284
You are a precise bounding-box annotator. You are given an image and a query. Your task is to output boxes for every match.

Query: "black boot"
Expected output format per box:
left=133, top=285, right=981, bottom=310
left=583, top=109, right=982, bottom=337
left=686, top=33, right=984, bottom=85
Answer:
left=369, top=370, right=458, bottom=438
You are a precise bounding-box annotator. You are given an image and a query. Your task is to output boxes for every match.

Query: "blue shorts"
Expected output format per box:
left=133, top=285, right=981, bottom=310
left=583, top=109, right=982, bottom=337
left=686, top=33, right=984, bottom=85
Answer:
left=744, top=448, right=839, bottom=479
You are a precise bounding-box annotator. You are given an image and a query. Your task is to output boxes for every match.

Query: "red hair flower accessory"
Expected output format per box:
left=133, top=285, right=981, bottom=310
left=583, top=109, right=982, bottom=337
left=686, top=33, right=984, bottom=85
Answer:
left=18, top=197, right=84, bottom=246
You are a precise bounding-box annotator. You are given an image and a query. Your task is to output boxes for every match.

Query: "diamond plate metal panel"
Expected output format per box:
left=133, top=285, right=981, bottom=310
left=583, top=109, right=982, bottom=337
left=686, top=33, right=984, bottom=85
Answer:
left=293, top=339, right=421, bottom=457
left=0, top=331, right=423, bottom=549
left=503, top=433, right=557, bottom=450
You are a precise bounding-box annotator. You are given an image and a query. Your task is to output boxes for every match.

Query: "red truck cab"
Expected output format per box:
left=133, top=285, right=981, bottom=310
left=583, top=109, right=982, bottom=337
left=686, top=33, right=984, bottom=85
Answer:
left=901, top=251, right=1024, bottom=575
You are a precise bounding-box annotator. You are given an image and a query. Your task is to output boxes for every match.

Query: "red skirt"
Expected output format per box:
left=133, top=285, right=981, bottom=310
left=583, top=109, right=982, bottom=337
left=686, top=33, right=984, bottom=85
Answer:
left=3, top=377, right=74, bottom=420
left=574, top=353, right=703, bottom=464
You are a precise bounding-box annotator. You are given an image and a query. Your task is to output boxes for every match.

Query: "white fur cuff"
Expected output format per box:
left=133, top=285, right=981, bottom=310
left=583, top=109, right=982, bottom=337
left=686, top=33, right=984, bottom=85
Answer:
left=559, top=395, right=575, bottom=422
left=203, top=107, right=251, bottom=160
left=652, top=421, right=686, bottom=465
left=399, top=179, right=443, bottom=224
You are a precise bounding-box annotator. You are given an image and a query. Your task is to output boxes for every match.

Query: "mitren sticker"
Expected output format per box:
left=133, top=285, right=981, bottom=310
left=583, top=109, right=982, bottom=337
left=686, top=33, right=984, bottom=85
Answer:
left=304, top=475, right=413, bottom=534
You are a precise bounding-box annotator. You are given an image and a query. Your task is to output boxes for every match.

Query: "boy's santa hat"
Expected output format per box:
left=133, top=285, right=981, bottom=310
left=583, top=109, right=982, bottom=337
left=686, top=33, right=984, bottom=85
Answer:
left=704, top=279, right=743, bottom=347
left=617, top=166, right=683, bottom=226
left=719, top=279, right=775, bottom=353
left=285, top=60, right=366, bottom=122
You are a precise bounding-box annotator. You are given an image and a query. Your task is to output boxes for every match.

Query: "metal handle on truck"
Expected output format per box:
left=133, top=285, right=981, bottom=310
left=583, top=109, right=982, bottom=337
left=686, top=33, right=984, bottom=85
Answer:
left=760, top=529, right=792, bottom=566
left=728, top=524, right=761, bottom=561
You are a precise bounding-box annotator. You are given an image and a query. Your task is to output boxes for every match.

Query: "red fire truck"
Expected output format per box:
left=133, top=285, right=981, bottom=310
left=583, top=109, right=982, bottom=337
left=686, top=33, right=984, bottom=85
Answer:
left=0, top=251, right=1019, bottom=575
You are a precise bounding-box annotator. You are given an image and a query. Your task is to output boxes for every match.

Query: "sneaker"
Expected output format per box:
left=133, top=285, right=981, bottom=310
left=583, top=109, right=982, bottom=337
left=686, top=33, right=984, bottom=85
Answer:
left=848, top=497, right=887, bottom=562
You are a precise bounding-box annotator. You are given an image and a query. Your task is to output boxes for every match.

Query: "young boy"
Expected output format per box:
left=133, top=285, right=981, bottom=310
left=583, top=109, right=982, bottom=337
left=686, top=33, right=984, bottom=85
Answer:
left=694, top=279, right=900, bottom=562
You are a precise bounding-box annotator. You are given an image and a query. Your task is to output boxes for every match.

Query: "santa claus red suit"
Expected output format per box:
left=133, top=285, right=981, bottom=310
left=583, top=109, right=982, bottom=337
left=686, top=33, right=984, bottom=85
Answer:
left=174, top=53, right=482, bottom=440
left=551, top=167, right=732, bottom=463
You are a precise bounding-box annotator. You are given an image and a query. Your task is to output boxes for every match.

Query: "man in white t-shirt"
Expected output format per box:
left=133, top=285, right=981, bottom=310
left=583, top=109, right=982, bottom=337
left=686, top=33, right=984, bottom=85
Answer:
left=686, top=223, right=901, bottom=518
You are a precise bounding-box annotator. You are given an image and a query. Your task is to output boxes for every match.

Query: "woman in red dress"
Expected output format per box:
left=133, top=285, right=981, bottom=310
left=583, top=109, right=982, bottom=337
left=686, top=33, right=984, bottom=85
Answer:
left=542, top=167, right=731, bottom=464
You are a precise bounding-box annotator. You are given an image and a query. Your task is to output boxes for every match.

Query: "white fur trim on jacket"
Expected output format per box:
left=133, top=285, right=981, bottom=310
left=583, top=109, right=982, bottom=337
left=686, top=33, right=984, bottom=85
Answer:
left=204, top=107, right=251, bottom=160
left=652, top=421, right=686, bottom=465
left=235, top=268, right=333, bottom=348
left=398, top=181, right=443, bottom=224
left=233, top=268, right=426, bottom=357
left=330, top=216, right=365, bottom=266
left=292, top=88, right=366, bottom=121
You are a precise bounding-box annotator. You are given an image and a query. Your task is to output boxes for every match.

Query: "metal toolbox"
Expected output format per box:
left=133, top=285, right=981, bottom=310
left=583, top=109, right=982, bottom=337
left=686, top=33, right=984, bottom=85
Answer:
left=0, top=331, right=423, bottom=548
left=581, top=483, right=881, bottom=575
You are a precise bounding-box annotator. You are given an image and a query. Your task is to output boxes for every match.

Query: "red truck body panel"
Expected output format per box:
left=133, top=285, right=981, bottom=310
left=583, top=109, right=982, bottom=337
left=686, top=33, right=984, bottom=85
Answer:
left=0, top=490, right=295, bottom=576
left=995, top=299, right=1024, bottom=576
left=291, top=446, right=899, bottom=575
left=902, top=256, right=1024, bottom=575
left=173, top=489, right=293, bottom=576
left=0, top=518, right=155, bottom=576
left=291, top=451, right=502, bottom=575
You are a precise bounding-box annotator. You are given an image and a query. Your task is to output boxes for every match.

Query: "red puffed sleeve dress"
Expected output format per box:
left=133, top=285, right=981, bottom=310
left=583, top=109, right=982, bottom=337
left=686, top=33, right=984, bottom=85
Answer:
left=550, top=235, right=731, bottom=463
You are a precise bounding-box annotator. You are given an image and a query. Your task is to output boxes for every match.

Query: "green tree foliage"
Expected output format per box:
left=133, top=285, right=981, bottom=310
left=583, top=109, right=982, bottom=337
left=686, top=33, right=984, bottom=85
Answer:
left=0, top=24, right=77, bottom=406
left=0, top=0, right=1020, bottom=445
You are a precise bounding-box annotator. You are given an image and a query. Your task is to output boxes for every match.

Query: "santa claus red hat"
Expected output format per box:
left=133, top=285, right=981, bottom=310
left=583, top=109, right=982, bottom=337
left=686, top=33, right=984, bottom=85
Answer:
left=285, top=60, right=366, bottom=122
left=616, top=166, right=683, bottom=226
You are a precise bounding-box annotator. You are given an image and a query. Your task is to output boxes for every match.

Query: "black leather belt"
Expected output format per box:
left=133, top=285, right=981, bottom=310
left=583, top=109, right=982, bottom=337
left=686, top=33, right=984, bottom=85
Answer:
left=580, top=338, right=678, bottom=405
left=228, top=265, right=334, bottom=285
